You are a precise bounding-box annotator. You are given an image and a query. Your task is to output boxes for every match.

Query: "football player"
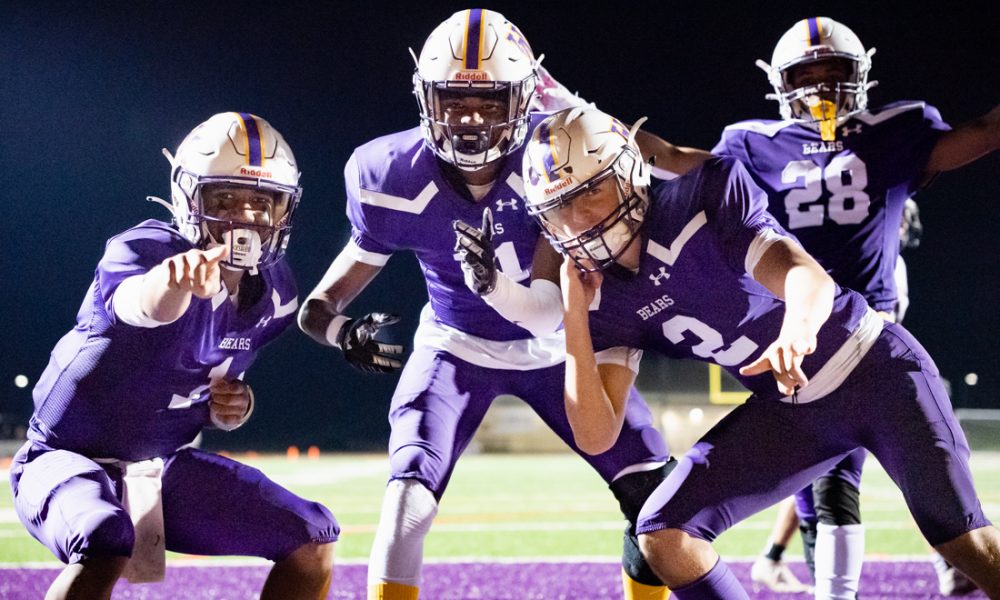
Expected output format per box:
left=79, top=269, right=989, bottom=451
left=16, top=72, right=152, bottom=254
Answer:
left=522, top=105, right=1000, bottom=600
left=297, top=9, right=673, bottom=600
left=711, top=18, right=999, bottom=598
left=9, top=113, right=338, bottom=600
left=527, top=17, right=998, bottom=598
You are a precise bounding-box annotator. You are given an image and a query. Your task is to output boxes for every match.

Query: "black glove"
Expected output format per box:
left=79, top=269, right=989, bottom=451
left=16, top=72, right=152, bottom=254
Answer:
left=337, top=312, right=405, bottom=373
left=453, top=207, right=497, bottom=295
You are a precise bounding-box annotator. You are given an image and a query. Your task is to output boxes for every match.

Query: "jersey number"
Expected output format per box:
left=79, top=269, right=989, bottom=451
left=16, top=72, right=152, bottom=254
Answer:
left=168, top=358, right=234, bottom=410
left=495, top=241, right=530, bottom=282
left=661, top=315, right=758, bottom=366
left=781, top=154, right=870, bottom=229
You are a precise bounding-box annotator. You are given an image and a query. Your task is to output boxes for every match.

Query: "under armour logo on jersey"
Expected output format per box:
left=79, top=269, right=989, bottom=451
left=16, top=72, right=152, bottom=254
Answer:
left=256, top=314, right=272, bottom=328
left=841, top=124, right=863, bottom=137
left=649, top=266, right=670, bottom=286
left=495, top=198, right=519, bottom=212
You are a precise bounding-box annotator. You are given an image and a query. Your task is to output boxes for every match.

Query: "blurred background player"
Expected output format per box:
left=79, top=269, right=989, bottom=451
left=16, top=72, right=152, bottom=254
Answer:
left=749, top=497, right=813, bottom=593
left=521, top=105, right=1000, bottom=600
left=8, top=112, right=338, bottom=600
left=297, top=10, right=673, bottom=600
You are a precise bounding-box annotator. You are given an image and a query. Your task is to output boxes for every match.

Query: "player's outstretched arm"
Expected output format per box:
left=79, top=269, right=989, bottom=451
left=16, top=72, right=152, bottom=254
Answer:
left=924, top=103, right=1000, bottom=179
left=116, top=244, right=229, bottom=326
left=635, top=129, right=713, bottom=178
left=531, top=62, right=710, bottom=177
left=529, top=63, right=592, bottom=113
left=561, top=259, right=632, bottom=455
left=298, top=246, right=404, bottom=373
left=740, top=238, right=834, bottom=395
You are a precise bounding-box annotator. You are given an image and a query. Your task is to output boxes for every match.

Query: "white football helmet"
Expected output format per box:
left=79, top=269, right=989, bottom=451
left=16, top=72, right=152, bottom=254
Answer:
left=163, top=112, right=302, bottom=271
left=757, top=17, right=877, bottom=139
left=413, top=8, right=538, bottom=170
left=523, top=107, right=650, bottom=272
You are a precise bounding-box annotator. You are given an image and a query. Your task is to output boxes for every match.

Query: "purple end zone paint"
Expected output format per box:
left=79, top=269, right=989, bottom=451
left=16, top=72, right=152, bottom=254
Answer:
left=0, top=561, right=984, bottom=599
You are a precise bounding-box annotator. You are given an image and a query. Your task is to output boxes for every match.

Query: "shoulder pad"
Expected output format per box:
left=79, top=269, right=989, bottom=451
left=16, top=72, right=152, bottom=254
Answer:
left=852, top=102, right=928, bottom=126
left=722, top=119, right=797, bottom=139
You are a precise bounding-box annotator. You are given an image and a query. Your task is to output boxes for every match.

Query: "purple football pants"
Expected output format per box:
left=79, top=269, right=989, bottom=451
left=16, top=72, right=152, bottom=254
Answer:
left=387, top=346, right=669, bottom=500
left=638, top=323, right=989, bottom=548
left=10, top=443, right=339, bottom=564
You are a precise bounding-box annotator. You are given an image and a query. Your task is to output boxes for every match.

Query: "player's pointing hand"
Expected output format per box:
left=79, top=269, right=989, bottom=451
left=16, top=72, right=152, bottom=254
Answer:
left=740, top=336, right=815, bottom=396
left=165, top=244, right=230, bottom=298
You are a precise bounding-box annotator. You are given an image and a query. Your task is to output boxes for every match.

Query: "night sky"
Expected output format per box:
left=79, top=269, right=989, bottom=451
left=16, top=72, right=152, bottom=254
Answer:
left=2, top=1, right=996, bottom=451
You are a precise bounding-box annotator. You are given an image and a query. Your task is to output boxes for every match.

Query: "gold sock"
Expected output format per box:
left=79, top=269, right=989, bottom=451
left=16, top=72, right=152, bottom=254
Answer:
left=622, top=567, right=671, bottom=600
left=368, top=581, right=419, bottom=600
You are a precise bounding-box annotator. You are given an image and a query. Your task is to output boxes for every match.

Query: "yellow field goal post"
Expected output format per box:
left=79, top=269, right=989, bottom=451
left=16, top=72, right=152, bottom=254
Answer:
left=708, top=363, right=749, bottom=405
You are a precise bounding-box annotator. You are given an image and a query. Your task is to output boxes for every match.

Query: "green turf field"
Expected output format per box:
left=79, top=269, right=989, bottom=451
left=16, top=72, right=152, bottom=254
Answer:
left=2, top=451, right=998, bottom=564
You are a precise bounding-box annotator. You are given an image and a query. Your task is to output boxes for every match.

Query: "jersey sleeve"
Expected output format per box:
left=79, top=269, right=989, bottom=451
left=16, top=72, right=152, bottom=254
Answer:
left=700, top=157, right=791, bottom=275
left=594, top=346, right=643, bottom=373
left=344, top=151, right=398, bottom=264
left=96, top=224, right=188, bottom=326
left=898, top=103, right=951, bottom=195
left=710, top=127, right=751, bottom=164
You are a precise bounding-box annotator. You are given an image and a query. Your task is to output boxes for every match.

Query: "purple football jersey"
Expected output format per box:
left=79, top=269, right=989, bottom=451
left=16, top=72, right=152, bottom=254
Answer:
left=712, top=102, right=949, bottom=312
left=589, top=158, right=871, bottom=401
left=29, top=220, right=298, bottom=460
left=346, top=115, right=548, bottom=342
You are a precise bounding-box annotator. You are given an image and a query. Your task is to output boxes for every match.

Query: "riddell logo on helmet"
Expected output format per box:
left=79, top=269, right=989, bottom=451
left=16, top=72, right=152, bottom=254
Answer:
left=455, top=71, right=492, bottom=81
left=543, top=176, right=575, bottom=196
left=239, top=166, right=273, bottom=178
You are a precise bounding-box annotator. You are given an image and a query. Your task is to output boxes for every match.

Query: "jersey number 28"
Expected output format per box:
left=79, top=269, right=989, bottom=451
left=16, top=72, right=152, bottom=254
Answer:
left=781, top=154, right=870, bottom=229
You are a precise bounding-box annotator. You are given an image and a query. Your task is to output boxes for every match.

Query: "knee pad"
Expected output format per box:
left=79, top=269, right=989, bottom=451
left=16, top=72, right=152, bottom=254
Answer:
left=610, top=461, right=675, bottom=587
left=79, top=508, right=135, bottom=559
left=799, top=521, right=817, bottom=579
left=621, top=531, right=663, bottom=587
left=368, top=479, right=439, bottom=587
left=609, top=461, right=675, bottom=523
left=814, top=476, right=862, bottom=526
